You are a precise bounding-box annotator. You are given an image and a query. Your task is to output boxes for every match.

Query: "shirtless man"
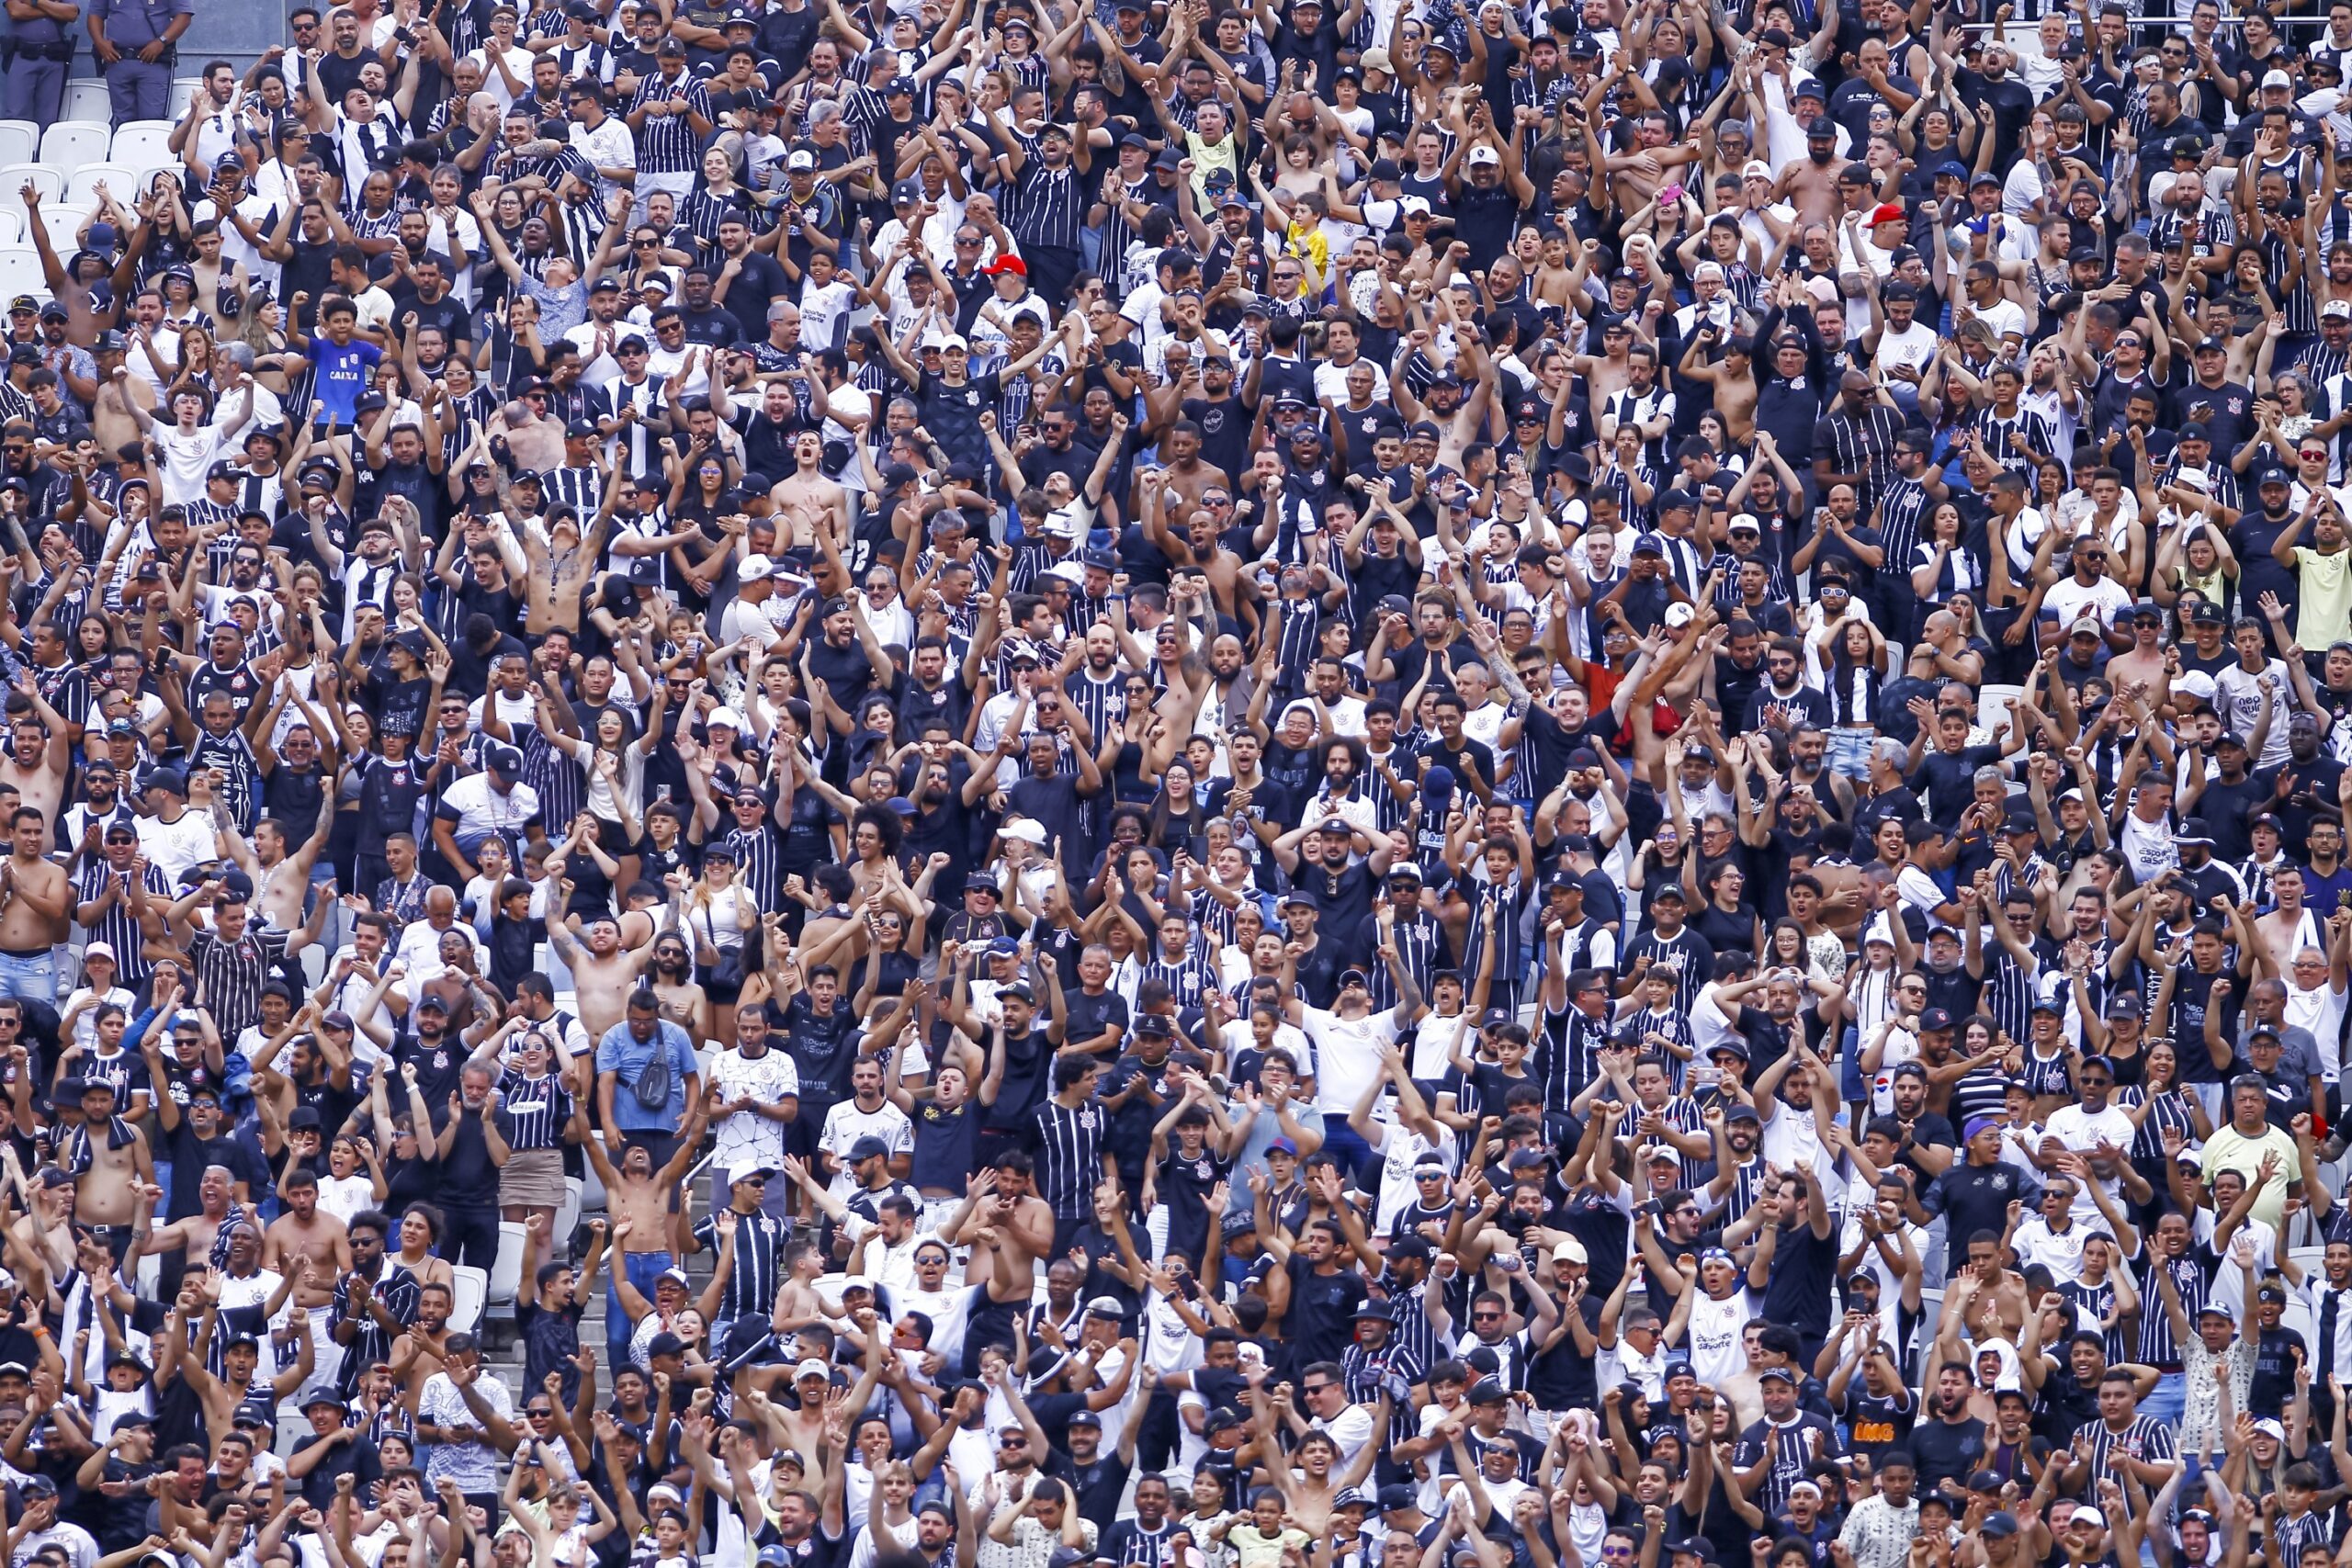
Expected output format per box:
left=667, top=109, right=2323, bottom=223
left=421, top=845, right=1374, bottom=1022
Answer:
left=6, top=1163, right=77, bottom=1297
left=2255, top=863, right=2322, bottom=976
left=61, top=1077, right=153, bottom=1259
left=263, top=1163, right=351, bottom=1394
left=0, top=677, right=73, bottom=829
left=771, top=430, right=854, bottom=572
left=173, top=1266, right=313, bottom=1445
left=946, top=1153, right=1055, bottom=1376
left=1775, top=125, right=1845, bottom=226
left=1139, top=415, right=1216, bottom=519
left=230, top=805, right=335, bottom=938
left=263, top=1162, right=351, bottom=1311
left=85, top=339, right=155, bottom=457
left=546, top=908, right=660, bottom=1048
left=2102, top=604, right=2171, bottom=696
left=139, top=1164, right=241, bottom=1290
left=0, top=807, right=72, bottom=1004
left=577, top=1102, right=707, bottom=1362
left=1566, top=276, right=1635, bottom=405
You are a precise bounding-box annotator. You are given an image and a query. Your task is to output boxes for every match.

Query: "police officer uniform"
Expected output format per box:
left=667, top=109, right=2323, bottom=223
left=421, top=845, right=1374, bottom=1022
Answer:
left=4, top=0, right=76, bottom=129
left=86, top=0, right=188, bottom=124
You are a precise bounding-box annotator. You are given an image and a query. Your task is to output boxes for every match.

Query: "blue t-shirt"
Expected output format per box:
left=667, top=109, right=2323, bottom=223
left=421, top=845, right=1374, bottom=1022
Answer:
left=311, top=338, right=383, bottom=425
left=594, top=1018, right=698, bottom=1134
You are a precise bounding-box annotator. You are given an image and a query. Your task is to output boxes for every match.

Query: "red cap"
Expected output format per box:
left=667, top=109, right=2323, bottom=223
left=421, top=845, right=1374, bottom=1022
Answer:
left=1867, top=202, right=1908, bottom=226
left=982, top=255, right=1029, bottom=276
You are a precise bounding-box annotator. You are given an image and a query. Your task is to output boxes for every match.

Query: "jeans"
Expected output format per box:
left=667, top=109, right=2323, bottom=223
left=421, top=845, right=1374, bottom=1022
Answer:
left=0, top=950, right=55, bottom=1005
left=608, top=1249, right=674, bottom=1368
left=1317, top=1122, right=1377, bottom=1189
left=2140, top=1371, right=2187, bottom=1429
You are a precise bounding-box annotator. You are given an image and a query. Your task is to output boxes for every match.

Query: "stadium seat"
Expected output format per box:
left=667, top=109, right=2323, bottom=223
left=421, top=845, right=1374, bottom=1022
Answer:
left=450, top=1264, right=487, bottom=1334
left=63, top=163, right=134, bottom=209
left=37, top=121, right=107, bottom=169
left=37, top=202, right=90, bottom=253
left=556, top=1176, right=582, bottom=1246
left=0, top=166, right=62, bottom=214
left=489, top=1220, right=526, bottom=1307
left=2292, top=1245, right=2328, bottom=1282
left=0, top=210, right=26, bottom=245
left=0, top=246, right=45, bottom=300
left=0, top=122, right=35, bottom=169
left=108, top=120, right=176, bottom=174
left=61, top=80, right=110, bottom=127
left=2285, top=1294, right=2319, bottom=1357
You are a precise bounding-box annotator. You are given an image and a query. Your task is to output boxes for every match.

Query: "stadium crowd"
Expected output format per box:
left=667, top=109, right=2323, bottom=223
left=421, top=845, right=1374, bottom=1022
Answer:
left=7, top=6, right=2352, bottom=1568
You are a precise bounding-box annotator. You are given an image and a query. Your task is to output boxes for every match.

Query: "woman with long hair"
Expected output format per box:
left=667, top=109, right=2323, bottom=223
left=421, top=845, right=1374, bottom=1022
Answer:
left=1807, top=614, right=1894, bottom=781
left=492, top=1027, right=573, bottom=1238
left=541, top=686, right=666, bottom=897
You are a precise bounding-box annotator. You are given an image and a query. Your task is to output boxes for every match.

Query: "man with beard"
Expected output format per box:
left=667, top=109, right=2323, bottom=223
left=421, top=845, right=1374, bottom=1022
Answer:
left=2254, top=713, right=2347, bottom=858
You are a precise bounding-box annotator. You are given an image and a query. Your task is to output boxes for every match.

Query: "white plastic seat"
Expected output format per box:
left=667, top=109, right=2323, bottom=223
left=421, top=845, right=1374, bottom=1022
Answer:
left=61, top=80, right=111, bottom=127
left=1913, top=1285, right=1944, bottom=1380
left=0, top=122, right=36, bottom=169
left=450, top=1264, right=487, bottom=1334
left=108, top=119, right=175, bottom=173
left=488, top=1221, right=526, bottom=1307
left=37, top=203, right=90, bottom=253
left=63, top=163, right=136, bottom=209
left=165, top=77, right=200, bottom=119
left=579, top=1134, right=607, bottom=1213
left=0, top=166, right=62, bottom=218
left=0, top=209, right=28, bottom=246
left=0, top=248, right=46, bottom=301
left=2291, top=1245, right=2328, bottom=1283
left=556, top=1176, right=582, bottom=1247
left=2284, top=1295, right=2319, bottom=1355
left=37, top=121, right=107, bottom=169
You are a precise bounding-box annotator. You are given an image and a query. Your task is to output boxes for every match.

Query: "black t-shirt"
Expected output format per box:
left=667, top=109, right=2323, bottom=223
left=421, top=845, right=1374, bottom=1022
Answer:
left=293, top=1431, right=382, bottom=1508
left=394, top=1031, right=471, bottom=1126
left=1281, top=1257, right=1366, bottom=1373
left=1842, top=1385, right=1917, bottom=1462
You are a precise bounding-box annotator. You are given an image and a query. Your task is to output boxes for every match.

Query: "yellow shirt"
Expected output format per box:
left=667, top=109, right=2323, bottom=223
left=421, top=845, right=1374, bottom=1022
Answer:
left=2291, top=544, right=2352, bottom=648
left=2200, top=1122, right=2301, bottom=1229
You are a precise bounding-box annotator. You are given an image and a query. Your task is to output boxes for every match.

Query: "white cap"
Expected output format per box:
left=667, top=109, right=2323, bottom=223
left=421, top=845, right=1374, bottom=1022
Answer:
left=935, top=333, right=969, bottom=352
left=1046, top=559, right=1087, bottom=584
left=1400, top=195, right=1432, bottom=216
left=1728, top=513, right=1761, bottom=535
left=1466, top=145, right=1499, bottom=167
left=739, top=553, right=775, bottom=581
left=83, top=942, right=115, bottom=963
left=727, top=1161, right=775, bottom=1187
left=1742, top=159, right=1772, bottom=179
left=1693, top=261, right=1724, bottom=283
left=795, top=1358, right=831, bottom=1381
left=1665, top=602, right=1694, bottom=628
left=1553, top=1236, right=1589, bottom=1265
left=786, top=148, right=816, bottom=172
left=1002, top=818, right=1048, bottom=845
left=707, top=707, right=745, bottom=731
left=1863, top=914, right=1896, bottom=947
left=2176, top=670, right=2218, bottom=703
left=2265, top=68, right=2294, bottom=88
